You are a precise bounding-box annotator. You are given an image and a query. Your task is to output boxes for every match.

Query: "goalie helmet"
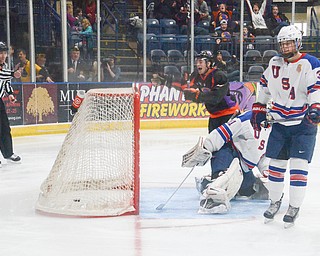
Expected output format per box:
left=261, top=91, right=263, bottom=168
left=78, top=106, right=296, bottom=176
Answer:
left=277, top=25, right=302, bottom=59
left=0, top=42, right=8, bottom=52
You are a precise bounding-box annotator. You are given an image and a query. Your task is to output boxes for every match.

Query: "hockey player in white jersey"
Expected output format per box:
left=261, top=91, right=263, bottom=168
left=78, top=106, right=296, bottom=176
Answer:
left=182, top=110, right=270, bottom=214
left=250, top=25, right=320, bottom=228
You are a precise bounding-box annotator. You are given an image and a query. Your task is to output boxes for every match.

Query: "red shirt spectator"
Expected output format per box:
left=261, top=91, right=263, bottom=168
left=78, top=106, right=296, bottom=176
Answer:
left=85, top=0, right=96, bottom=26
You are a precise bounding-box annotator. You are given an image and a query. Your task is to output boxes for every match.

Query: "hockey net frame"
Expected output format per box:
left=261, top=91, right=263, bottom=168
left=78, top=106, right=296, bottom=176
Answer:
left=36, top=86, right=140, bottom=217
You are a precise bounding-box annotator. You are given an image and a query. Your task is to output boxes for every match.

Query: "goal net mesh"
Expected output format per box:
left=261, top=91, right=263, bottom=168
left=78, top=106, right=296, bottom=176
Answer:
left=36, top=87, right=140, bottom=216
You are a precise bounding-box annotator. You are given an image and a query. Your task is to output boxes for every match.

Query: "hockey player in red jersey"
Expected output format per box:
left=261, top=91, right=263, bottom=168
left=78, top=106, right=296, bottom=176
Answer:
left=250, top=25, right=320, bottom=228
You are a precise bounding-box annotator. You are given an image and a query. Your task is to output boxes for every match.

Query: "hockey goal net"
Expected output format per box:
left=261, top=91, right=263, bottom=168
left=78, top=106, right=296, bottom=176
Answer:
left=36, top=87, right=140, bottom=216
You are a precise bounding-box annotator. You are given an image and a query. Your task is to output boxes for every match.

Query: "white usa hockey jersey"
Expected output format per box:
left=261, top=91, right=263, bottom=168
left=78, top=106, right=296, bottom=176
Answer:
left=258, top=53, right=320, bottom=126
left=204, top=111, right=270, bottom=173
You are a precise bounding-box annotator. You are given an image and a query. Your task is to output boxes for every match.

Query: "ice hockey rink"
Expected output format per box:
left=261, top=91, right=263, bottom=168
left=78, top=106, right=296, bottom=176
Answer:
left=1, top=127, right=320, bottom=256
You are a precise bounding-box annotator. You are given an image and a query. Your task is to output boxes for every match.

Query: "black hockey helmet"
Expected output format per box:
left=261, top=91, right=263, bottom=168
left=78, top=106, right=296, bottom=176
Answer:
left=195, top=50, right=214, bottom=67
left=0, top=42, right=8, bottom=52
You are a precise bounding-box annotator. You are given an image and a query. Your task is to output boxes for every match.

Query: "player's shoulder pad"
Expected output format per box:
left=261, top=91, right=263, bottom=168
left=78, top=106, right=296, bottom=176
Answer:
left=301, top=54, right=320, bottom=69
left=237, top=110, right=252, bottom=122
left=213, top=70, right=228, bottom=86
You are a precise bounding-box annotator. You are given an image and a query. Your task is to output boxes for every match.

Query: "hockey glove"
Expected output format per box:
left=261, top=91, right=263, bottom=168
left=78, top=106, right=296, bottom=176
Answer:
left=183, top=88, right=200, bottom=102
left=250, top=103, right=267, bottom=132
left=307, top=103, right=320, bottom=124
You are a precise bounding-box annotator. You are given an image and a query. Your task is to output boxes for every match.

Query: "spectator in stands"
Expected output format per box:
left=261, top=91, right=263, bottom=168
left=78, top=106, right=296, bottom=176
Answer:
left=78, top=18, right=94, bottom=60
left=266, top=4, right=290, bottom=37
left=245, top=0, right=269, bottom=36
left=243, top=26, right=255, bottom=49
left=74, top=7, right=85, bottom=28
left=67, top=3, right=77, bottom=31
left=101, top=55, right=121, bottom=82
left=154, top=0, right=175, bottom=20
left=6, top=45, right=16, bottom=70
left=67, top=46, right=87, bottom=82
left=151, top=73, right=166, bottom=86
left=173, top=0, right=189, bottom=29
left=15, top=49, right=54, bottom=83
left=127, top=14, right=143, bottom=40
left=84, top=0, right=96, bottom=30
left=35, top=53, right=53, bottom=83
left=213, top=19, right=232, bottom=42
left=194, top=0, right=211, bottom=24
left=214, top=51, right=240, bottom=81
left=211, top=3, right=238, bottom=32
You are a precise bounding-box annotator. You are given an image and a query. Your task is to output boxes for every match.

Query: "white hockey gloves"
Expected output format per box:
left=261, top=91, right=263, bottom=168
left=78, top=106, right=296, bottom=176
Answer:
left=182, top=137, right=212, bottom=168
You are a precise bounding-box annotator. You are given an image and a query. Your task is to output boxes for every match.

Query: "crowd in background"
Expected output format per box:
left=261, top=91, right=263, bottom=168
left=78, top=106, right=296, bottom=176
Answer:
left=147, top=0, right=289, bottom=38
left=5, top=0, right=292, bottom=83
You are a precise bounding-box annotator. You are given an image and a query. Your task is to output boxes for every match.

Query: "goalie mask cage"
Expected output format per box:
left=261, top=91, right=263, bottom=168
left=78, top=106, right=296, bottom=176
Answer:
left=36, top=87, right=140, bottom=217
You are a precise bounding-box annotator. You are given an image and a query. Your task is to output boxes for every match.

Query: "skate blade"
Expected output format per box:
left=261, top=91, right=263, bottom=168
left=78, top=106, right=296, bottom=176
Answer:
left=284, top=222, right=295, bottom=229
left=198, top=204, right=228, bottom=214
left=264, top=217, right=274, bottom=224
left=6, top=160, right=22, bottom=164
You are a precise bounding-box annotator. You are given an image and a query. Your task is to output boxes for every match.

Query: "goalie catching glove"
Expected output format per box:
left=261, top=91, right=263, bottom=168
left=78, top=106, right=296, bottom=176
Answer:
left=182, top=136, right=212, bottom=168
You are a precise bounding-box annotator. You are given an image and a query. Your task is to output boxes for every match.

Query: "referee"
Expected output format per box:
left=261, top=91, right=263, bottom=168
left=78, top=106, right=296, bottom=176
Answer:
left=0, top=42, right=21, bottom=165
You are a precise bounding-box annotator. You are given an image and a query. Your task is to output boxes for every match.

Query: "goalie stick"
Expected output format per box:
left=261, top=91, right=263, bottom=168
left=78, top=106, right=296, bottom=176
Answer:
left=156, top=165, right=197, bottom=210
left=156, top=137, right=211, bottom=210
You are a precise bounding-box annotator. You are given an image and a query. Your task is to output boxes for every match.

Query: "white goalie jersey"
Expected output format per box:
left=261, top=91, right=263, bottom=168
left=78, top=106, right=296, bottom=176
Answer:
left=204, top=111, right=270, bottom=173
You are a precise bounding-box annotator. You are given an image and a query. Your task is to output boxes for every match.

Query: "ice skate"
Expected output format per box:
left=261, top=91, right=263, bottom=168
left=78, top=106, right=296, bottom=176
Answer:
left=198, top=198, right=230, bottom=214
left=283, top=205, right=299, bottom=229
left=263, top=194, right=283, bottom=224
left=5, top=153, right=21, bottom=164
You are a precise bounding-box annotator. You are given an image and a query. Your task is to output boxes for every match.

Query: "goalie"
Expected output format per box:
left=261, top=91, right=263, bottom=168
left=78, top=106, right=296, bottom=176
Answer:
left=182, top=110, right=270, bottom=214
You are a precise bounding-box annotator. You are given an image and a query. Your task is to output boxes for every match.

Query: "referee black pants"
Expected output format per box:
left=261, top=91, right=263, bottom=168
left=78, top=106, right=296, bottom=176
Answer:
left=0, top=99, right=13, bottom=158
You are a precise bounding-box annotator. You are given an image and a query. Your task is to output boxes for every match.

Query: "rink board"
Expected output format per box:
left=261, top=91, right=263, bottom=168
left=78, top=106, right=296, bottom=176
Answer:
left=140, top=188, right=270, bottom=219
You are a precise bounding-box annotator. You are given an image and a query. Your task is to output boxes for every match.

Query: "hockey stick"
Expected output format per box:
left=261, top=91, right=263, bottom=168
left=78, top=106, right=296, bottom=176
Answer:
left=156, top=165, right=197, bottom=210
left=227, top=109, right=240, bottom=122
left=262, top=117, right=304, bottom=126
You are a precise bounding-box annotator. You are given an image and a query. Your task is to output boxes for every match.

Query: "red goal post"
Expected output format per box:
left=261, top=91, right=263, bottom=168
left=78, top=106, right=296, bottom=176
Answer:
left=36, top=86, right=140, bottom=217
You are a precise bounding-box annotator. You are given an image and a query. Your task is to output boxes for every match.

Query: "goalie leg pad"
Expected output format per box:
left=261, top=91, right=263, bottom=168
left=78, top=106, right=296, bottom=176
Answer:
left=199, top=158, right=243, bottom=214
left=207, top=158, right=243, bottom=200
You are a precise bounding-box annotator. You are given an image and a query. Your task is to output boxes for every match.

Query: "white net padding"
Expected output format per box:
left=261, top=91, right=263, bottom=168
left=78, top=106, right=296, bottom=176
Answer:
left=36, top=87, right=140, bottom=216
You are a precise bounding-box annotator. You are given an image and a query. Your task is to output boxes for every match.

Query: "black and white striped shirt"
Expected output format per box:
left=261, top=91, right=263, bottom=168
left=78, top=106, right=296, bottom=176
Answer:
left=0, top=63, right=14, bottom=98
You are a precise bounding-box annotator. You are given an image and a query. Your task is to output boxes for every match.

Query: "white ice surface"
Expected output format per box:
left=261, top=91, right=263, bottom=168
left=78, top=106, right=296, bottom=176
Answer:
left=0, top=128, right=320, bottom=256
